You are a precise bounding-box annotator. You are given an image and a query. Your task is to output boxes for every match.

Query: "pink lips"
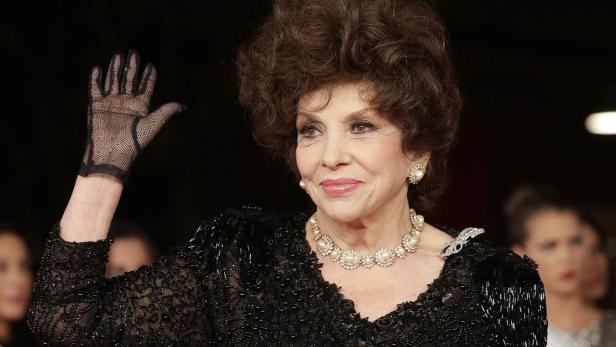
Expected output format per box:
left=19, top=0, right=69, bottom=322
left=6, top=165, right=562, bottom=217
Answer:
left=561, top=271, right=577, bottom=280
left=320, top=178, right=363, bottom=197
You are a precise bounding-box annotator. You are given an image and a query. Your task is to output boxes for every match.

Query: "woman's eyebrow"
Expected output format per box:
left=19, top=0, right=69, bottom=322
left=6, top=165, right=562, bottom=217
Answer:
left=297, top=107, right=374, bottom=119
left=297, top=111, right=320, bottom=121
left=345, top=108, right=374, bottom=122
left=297, top=107, right=374, bottom=122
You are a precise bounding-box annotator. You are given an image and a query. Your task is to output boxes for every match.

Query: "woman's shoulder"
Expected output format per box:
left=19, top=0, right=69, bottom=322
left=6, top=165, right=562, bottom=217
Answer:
left=440, top=226, right=542, bottom=288
left=192, top=205, right=302, bottom=236
left=184, top=205, right=306, bottom=264
left=450, top=228, right=543, bottom=294
left=443, top=227, right=547, bottom=341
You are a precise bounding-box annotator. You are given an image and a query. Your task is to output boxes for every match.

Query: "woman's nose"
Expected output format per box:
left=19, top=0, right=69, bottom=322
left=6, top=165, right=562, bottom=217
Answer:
left=558, top=245, right=579, bottom=263
left=320, top=134, right=351, bottom=170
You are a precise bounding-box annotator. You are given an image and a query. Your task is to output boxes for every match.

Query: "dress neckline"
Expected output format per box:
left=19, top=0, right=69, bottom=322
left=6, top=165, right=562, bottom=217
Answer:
left=289, top=212, right=478, bottom=326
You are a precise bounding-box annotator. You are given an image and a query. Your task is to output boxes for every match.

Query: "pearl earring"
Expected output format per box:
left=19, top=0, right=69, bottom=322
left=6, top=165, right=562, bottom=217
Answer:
left=408, top=162, right=425, bottom=185
left=299, top=180, right=306, bottom=189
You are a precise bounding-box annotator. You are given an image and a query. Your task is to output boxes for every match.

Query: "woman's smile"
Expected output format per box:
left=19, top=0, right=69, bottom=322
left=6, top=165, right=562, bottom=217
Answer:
left=320, top=178, right=363, bottom=197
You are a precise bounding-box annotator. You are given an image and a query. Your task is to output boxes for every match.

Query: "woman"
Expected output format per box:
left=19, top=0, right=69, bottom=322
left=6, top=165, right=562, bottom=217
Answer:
left=27, top=0, right=547, bottom=345
left=0, top=223, right=35, bottom=347
left=580, top=219, right=612, bottom=307
left=580, top=218, right=616, bottom=344
left=506, top=187, right=613, bottom=347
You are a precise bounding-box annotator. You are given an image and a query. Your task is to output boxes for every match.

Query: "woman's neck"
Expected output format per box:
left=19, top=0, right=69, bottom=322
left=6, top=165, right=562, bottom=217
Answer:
left=0, top=319, right=10, bottom=343
left=315, top=192, right=412, bottom=254
left=546, top=290, right=604, bottom=331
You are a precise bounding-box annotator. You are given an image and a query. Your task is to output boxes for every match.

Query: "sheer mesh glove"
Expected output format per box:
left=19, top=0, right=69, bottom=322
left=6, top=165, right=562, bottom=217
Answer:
left=78, top=50, right=184, bottom=182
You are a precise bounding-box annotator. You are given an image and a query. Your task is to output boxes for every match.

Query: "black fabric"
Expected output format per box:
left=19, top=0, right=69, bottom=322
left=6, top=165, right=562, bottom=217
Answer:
left=78, top=51, right=184, bottom=182
left=27, top=206, right=548, bottom=346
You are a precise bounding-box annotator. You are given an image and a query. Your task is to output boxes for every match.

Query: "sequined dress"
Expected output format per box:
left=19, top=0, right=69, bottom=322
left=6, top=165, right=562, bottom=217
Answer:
left=27, top=206, right=548, bottom=346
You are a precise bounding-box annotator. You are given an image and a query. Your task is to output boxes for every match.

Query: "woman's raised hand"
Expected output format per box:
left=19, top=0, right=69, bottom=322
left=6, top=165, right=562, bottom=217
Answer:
left=78, top=50, right=184, bottom=182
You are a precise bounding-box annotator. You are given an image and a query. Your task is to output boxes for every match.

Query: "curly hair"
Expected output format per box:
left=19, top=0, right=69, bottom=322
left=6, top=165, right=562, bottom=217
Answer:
left=236, top=0, right=461, bottom=210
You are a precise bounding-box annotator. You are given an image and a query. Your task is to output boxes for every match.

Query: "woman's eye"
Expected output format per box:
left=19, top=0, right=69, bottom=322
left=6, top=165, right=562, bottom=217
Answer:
left=298, top=124, right=320, bottom=139
left=571, top=236, right=583, bottom=246
left=351, top=121, right=376, bottom=134
left=539, top=241, right=556, bottom=251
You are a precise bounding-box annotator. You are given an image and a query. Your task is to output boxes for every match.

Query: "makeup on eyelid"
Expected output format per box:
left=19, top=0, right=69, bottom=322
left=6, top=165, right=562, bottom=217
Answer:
left=297, top=120, right=380, bottom=138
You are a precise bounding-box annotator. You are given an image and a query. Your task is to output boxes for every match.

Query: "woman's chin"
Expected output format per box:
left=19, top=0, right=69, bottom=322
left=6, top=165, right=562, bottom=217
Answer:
left=318, top=204, right=368, bottom=223
left=546, top=281, right=579, bottom=296
left=0, top=308, right=28, bottom=321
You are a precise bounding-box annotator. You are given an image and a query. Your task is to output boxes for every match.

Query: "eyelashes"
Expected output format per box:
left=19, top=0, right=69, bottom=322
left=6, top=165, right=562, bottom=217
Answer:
left=350, top=120, right=376, bottom=134
left=297, top=120, right=377, bottom=141
left=298, top=123, right=320, bottom=139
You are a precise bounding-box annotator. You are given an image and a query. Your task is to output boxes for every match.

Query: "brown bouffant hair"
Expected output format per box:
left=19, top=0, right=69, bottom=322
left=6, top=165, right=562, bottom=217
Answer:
left=236, top=0, right=461, bottom=210
left=505, top=186, right=580, bottom=246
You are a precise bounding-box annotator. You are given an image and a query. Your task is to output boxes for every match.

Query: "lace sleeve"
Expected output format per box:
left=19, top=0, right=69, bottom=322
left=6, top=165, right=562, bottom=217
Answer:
left=26, top=224, right=212, bottom=346
left=478, top=252, right=548, bottom=347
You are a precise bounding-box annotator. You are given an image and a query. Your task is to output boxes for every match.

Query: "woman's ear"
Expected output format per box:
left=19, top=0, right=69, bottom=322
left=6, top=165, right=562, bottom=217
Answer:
left=419, top=152, right=431, bottom=165
left=406, top=151, right=431, bottom=165
left=511, top=244, right=526, bottom=258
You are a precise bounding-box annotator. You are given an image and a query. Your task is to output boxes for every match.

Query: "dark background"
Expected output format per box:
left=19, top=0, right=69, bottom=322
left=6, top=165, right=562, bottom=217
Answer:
left=1, top=0, right=615, bottom=255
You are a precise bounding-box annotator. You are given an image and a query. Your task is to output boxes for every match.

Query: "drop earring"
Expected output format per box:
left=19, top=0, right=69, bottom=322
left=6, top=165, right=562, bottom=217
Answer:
left=408, top=162, right=425, bottom=185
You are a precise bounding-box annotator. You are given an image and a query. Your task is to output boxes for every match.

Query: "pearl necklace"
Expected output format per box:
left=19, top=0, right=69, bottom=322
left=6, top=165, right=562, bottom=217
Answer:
left=309, top=209, right=424, bottom=270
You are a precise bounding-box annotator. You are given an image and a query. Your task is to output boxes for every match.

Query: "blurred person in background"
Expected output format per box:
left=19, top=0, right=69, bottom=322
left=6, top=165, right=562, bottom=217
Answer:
left=579, top=217, right=613, bottom=308
left=105, top=220, right=159, bottom=278
left=579, top=216, right=616, bottom=337
left=0, top=222, right=37, bottom=347
left=507, top=186, right=616, bottom=347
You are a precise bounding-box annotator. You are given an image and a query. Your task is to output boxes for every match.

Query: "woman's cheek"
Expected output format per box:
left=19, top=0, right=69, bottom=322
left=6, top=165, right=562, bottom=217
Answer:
left=529, top=252, right=553, bottom=277
left=296, top=146, right=319, bottom=178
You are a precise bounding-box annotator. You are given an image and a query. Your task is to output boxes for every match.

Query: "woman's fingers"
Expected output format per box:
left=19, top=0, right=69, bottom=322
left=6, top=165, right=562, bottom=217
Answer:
left=100, top=51, right=157, bottom=100
left=104, top=54, right=124, bottom=96
left=135, top=102, right=184, bottom=146
left=148, top=102, right=184, bottom=123
left=121, top=50, right=140, bottom=95
left=137, top=63, right=157, bottom=101
left=88, top=66, right=103, bottom=100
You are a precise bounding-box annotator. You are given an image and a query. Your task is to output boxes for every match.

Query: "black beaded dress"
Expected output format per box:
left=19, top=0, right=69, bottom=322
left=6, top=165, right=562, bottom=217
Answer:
left=27, top=206, right=548, bottom=346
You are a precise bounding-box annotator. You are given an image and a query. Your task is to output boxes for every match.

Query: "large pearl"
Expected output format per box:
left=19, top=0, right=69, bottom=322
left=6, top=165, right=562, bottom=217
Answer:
left=375, top=248, right=395, bottom=267
left=340, top=250, right=361, bottom=269
left=316, top=236, right=333, bottom=255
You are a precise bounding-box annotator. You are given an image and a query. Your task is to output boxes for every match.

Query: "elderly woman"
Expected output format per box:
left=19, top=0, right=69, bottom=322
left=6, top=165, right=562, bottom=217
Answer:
left=27, top=0, right=547, bottom=345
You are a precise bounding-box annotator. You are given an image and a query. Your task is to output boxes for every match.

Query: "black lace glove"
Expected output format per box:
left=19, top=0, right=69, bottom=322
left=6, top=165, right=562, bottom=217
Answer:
left=78, top=50, right=184, bottom=182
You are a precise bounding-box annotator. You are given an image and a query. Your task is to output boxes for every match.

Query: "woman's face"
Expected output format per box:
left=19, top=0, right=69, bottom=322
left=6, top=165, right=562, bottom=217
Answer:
left=295, top=82, right=416, bottom=223
left=580, top=224, right=609, bottom=302
left=520, top=209, right=584, bottom=296
left=0, top=233, right=32, bottom=322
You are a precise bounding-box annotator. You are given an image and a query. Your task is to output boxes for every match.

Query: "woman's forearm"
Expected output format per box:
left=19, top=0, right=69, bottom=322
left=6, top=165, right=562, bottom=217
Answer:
left=60, top=174, right=124, bottom=242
